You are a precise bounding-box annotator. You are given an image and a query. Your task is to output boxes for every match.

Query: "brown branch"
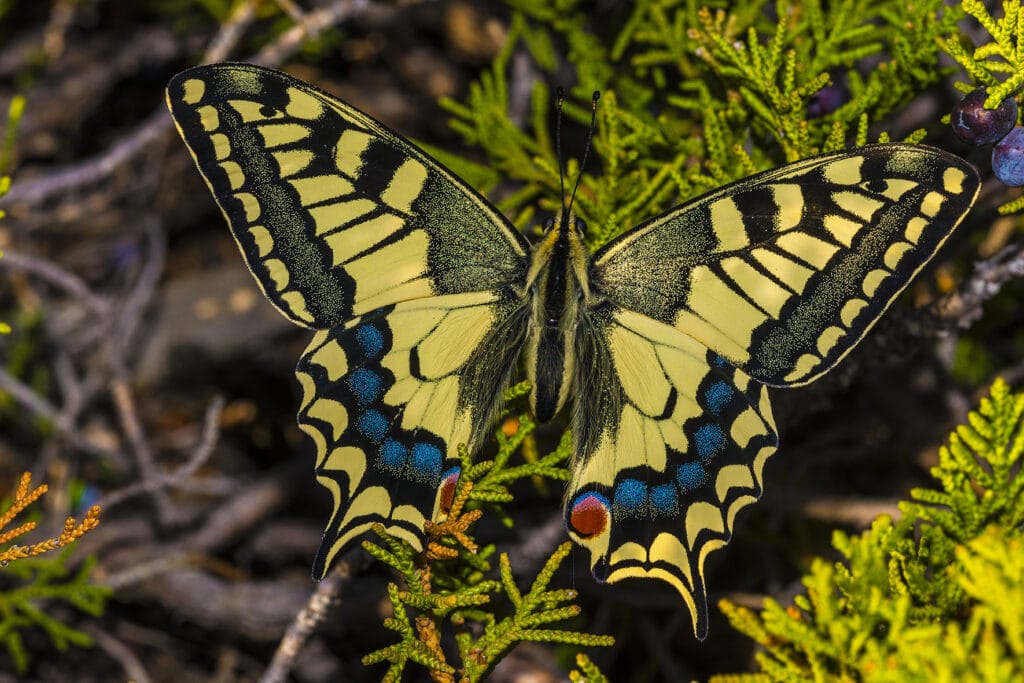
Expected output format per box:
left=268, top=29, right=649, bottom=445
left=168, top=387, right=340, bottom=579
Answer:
left=0, top=366, right=111, bottom=457
left=0, top=0, right=376, bottom=210
left=914, top=240, right=1024, bottom=334
left=99, top=396, right=226, bottom=510
left=80, top=624, right=154, bottom=683
left=110, top=219, right=165, bottom=354
left=251, top=0, right=372, bottom=67
left=0, top=248, right=110, bottom=316
left=0, top=106, right=170, bottom=208
left=259, top=560, right=353, bottom=683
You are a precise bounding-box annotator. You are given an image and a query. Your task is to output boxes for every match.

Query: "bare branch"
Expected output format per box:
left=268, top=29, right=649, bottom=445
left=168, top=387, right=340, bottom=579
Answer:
left=252, top=0, right=371, bottom=67
left=0, top=366, right=110, bottom=457
left=0, top=0, right=375, bottom=211
left=933, top=240, right=1024, bottom=330
left=259, top=560, right=353, bottom=683
left=81, top=624, right=154, bottom=683
left=99, top=396, right=226, bottom=510
left=0, top=248, right=110, bottom=316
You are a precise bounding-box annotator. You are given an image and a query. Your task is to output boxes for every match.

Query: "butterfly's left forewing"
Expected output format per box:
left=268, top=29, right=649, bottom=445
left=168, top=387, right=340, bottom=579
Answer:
left=166, top=63, right=530, bottom=329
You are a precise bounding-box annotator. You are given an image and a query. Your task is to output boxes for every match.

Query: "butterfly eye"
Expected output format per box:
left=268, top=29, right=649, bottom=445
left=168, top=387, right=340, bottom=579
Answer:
left=574, top=217, right=587, bottom=238
left=542, top=217, right=555, bottom=232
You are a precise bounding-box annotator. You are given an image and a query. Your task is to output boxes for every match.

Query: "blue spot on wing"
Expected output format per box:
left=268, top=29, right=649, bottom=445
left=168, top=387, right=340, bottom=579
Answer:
left=650, top=483, right=678, bottom=513
left=355, top=325, right=384, bottom=358
left=347, top=368, right=384, bottom=406
left=694, top=423, right=725, bottom=461
left=704, top=381, right=733, bottom=415
left=676, top=462, right=707, bottom=491
left=411, top=443, right=443, bottom=478
left=358, top=409, right=388, bottom=443
left=614, top=479, right=647, bottom=511
left=380, top=439, right=408, bottom=469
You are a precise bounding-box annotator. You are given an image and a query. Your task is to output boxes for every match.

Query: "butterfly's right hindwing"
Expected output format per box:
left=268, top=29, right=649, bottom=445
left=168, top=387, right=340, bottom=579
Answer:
left=166, top=63, right=530, bottom=329
left=299, top=290, right=528, bottom=577
left=567, top=306, right=777, bottom=639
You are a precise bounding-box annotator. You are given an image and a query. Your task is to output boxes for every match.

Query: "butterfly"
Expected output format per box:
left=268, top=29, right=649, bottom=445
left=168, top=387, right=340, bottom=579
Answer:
left=166, top=62, right=979, bottom=639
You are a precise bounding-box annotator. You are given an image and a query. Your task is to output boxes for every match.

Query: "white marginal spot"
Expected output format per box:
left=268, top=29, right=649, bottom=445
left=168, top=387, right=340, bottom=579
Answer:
left=883, top=241, right=912, bottom=270
left=943, top=167, right=967, bottom=194
left=904, top=216, right=927, bottom=243
left=816, top=325, right=845, bottom=357
left=236, top=192, right=261, bottom=222
left=839, top=298, right=867, bottom=327
left=197, top=105, right=220, bottom=133
left=222, top=161, right=244, bottom=190
left=210, top=134, right=230, bottom=161
left=862, top=268, right=889, bottom=297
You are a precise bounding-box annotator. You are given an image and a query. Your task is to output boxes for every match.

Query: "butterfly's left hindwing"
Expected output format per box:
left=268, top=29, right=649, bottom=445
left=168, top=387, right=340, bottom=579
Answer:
left=568, top=307, right=777, bottom=639
left=298, top=291, right=528, bottom=576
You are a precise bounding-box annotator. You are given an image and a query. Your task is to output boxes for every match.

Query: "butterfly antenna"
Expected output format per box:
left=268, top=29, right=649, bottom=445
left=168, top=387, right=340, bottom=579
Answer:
left=567, top=90, right=600, bottom=214
left=556, top=86, right=566, bottom=210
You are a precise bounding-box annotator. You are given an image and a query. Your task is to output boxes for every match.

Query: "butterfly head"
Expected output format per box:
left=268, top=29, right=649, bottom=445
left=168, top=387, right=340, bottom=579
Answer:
left=540, top=210, right=587, bottom=242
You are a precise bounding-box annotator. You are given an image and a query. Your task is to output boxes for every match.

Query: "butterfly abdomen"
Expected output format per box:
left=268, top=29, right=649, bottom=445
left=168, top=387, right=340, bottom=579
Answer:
left=525, top=213, right=591, bottom=422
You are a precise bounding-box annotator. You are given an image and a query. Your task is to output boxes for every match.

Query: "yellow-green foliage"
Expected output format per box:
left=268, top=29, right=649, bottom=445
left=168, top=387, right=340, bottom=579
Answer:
left=0, top=473, right=107, bottom=674
left=439, top=0, right=968, bottom=250
left=360, top=388, right=613, bottom=682
left=713, top=379, right=1024, bottom=682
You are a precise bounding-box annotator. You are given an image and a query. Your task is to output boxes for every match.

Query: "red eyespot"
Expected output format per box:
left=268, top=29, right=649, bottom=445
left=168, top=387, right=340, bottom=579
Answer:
left=439, top=467, right=460, bottom=514
left=568, top=492, right=610, bottom=538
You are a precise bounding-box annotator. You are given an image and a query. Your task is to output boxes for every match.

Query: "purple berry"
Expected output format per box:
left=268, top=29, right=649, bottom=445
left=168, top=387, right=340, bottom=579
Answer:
left=807, top=84, right=845, bottom=118
left=992, top=126, right=1024, bottom=186
left=951, top=88, right=1018, bottom=146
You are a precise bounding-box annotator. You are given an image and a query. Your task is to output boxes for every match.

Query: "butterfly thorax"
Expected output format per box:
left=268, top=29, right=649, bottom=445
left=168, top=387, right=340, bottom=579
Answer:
left=524, top=210, right=592, bottom=423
